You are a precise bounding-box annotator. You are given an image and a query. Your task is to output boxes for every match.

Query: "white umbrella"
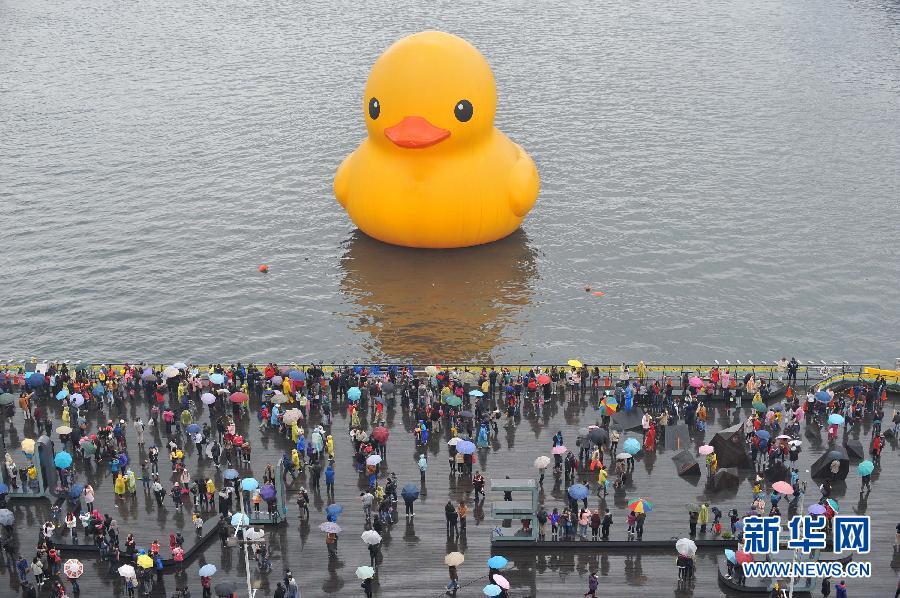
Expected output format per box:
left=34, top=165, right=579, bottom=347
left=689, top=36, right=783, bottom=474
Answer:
left=356, top=565, right=375, bottom=580
left=201, top=393, right=216, bottom=405
left=162, top=366, right=180, bottom=379
left=361, top=530, right=382, bottom=545
left=118, top=564, right=136, bottom=578
left=270, top=392, right=289, bottom=404
left=444, top=552, right=465, bottom=567
left=447, top=437, right=461, bottom=446
left=424, top=366, right=439, bottom=376
left=534, top=456, right=551, bottom=469
left=282, top=409, right=303, bottom=425
left=244, top=528, right=265, bottom=542
left=616, top=452, right=634, bottom=460
left=366, top=454, right=382, bottom=466
left=676, top=537, right=697, bottom=557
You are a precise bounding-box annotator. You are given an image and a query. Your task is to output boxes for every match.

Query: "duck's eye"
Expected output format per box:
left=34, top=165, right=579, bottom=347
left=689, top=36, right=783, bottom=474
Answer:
left=368, top=97, right=380, bottom=120
left=454, top=99, right=473, bottom=122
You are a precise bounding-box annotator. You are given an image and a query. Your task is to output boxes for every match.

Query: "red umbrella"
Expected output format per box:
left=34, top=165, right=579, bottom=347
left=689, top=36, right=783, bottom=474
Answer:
left=371, top=427, right=390, bottom=443
left=537, top=374, right=551, bottom=385
left=229, top=392, right=248, bottom=404
left=735, top=550, right=753, bottom=565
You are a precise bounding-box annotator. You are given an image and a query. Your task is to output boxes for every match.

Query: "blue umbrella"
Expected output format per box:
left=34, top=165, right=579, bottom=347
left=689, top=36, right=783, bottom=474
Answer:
left=70, top=393, right=85, bottom=406
left=622, top=438, right=641, bottom=455
left=808, top=504, right=826, bottom=515
left=827, top=414, right=845, bottom=425
left=223, top=469, right=239, bottom=480
left=92, top=383, right=105, bottom=397
left=186, top=423, right=201, bottom=434
left=0, top=483, right=9, bottom=494
left=755, top=430, right=770, bottom=441
left=857, top=460, right=874, bottom=476
left=27, top=373, right=44, bottom=388
left=814, top=391, right=831, bottom=403
left=483, top=585, right=501, bottom=597
left=240, top=478, right=259, bottom=491
left=347, top=387, right=361, bottom=401
left=487, top=555, right=508, bottom=569
left=724, top=549, right=736, bottom=564
left=288, top=370, right=306, bottom=381
left=469, top=389, right=484, bottom=397
left=209, top=373, right=225, bottom=385
left=54, top=451, right=73, bottom=469
left=325, top=504, right=343, bottom=517
left=230, top=512, right=249, bottom=527
left=56, top=389, right=69, bottom=400
left=198, top=564, right=217, bottom=577
left=69, top=484, right=84, bottom=499
left=567, top=484, right=589, bottom=501
left=456, top=440, right=476, bottom=455
left=400, top=484, right=419, bottom=501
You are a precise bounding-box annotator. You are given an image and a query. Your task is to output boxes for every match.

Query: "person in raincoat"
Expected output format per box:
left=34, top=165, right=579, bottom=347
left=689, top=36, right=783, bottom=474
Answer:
left=290, top=423, right=300, bottom=444
left=114, top=473, right=127, bottom=499
left=270, top=404, right=281, bottom=428
left=418, top=454, right=427, bottom=483
left=350, top=407, right=360, bottom=429
left=698, top=503, right=710, bottom=534
left=326, top=435, right=335, bottom=458
left=296, top=431, right=306, bottom=461
left=126, top=469, right=137, bottom=495
left=477, top=423, right=489, bottom=448
left=180, top=409, right=192, bottom=431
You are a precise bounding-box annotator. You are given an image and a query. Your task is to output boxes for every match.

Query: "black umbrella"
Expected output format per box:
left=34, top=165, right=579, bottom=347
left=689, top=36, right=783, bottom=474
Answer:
left=588, top=428, right=609, bottom=445
left=215, top=582, right=236, bottom=596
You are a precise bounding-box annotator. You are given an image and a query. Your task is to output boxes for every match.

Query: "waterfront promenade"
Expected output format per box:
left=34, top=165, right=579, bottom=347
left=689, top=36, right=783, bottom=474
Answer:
left=0, top=363, right=896, bottom=597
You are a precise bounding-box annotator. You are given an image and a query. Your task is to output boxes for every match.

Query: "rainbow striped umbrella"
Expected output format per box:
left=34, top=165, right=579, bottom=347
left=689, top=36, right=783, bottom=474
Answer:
left=628, top=497, right=653, bottom=514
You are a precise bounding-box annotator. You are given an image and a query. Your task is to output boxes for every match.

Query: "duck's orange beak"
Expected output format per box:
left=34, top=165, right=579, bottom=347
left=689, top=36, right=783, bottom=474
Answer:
left=384, top=116, right=450, bottom=149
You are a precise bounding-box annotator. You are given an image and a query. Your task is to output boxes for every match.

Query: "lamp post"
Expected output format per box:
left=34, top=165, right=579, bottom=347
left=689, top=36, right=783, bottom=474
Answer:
left=788, top=478, right=808, bottom=598
left=235, top=494, right=257, bottom=598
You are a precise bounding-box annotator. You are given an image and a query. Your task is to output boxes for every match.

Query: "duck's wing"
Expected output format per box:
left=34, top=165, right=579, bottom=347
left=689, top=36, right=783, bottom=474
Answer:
left=334, top=151, right=355, bottom=209
left=508, top=144, right=540, bottom=218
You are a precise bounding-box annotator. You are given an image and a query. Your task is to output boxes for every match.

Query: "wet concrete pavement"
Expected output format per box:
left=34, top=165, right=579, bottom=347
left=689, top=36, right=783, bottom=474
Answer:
left=2, top=386, right=897, bottom=597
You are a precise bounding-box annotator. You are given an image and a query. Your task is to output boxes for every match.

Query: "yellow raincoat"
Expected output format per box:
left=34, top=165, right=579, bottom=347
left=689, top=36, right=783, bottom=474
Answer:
left=290, top=424, right=300, bottom=443
left=114, top=474, right=126, bottom=496
left=326, top=435, right=335, bottom=458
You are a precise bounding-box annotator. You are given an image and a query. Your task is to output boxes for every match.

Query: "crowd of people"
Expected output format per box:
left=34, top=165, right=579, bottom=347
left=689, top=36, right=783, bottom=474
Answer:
left=0, top=360, right=893, bottom=597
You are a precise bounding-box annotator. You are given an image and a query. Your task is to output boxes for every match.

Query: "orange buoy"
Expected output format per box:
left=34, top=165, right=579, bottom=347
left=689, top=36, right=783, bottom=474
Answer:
left=593, top=291, right=604, bottom=297
left=258, top=264, right=269, bottom=273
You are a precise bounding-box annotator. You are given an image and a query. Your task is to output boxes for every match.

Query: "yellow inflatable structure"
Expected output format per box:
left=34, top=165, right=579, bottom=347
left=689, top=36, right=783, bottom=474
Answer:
left=334, top=31, right=540, bottom=249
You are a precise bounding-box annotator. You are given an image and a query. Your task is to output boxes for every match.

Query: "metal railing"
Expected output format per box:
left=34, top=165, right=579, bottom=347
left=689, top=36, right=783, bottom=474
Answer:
left=2, top=360, right=882, bottom=389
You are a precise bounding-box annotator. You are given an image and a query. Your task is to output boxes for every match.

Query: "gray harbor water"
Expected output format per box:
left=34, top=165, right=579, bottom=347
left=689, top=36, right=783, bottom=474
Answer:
left=2, top=1, right=899, bottom=360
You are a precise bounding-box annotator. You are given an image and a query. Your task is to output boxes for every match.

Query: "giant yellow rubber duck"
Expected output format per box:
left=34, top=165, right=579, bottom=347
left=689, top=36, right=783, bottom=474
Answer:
left=334, top=31, right=540, bottom=249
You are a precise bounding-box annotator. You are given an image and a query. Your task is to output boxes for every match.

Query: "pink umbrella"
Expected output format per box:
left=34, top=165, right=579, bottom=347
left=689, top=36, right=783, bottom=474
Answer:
left=794, top=408, right=805, bottom=421
left=698, top=445, right=715, bottom=456
left=688, top=376, right=704, bottom=388
left=492, top=574, right=510, bottom=590
left=720, top=373, right=731, bottom=388
left=772, top=481, right=793, bottom=495
left=551, top=445, right=567, bottom=455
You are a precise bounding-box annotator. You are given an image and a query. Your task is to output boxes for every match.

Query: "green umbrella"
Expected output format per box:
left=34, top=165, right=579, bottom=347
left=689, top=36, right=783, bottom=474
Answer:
left=685, top=503, right=700, bottom=513
left=0, top=393, right=16, bottom=406
left=752, top=401, right=767, bottom=413
left=857, top=461, right=874, bottom=476
left=444, top=396, right=462, bottom=408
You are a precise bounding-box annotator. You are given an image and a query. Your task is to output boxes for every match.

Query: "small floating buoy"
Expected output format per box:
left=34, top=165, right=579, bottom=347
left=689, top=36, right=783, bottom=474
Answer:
left=593, top=291, right=604, bottom=297
left=258, top=264, right=269, bottom=273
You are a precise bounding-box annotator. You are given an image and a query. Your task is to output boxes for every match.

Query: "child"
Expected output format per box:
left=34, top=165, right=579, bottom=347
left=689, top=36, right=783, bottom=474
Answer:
left=192, top=512, right=203, bottom=534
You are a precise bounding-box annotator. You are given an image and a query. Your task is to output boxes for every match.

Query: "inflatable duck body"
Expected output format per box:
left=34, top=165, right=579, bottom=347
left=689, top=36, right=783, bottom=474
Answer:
left=334, top=31, right=540, bottom=249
